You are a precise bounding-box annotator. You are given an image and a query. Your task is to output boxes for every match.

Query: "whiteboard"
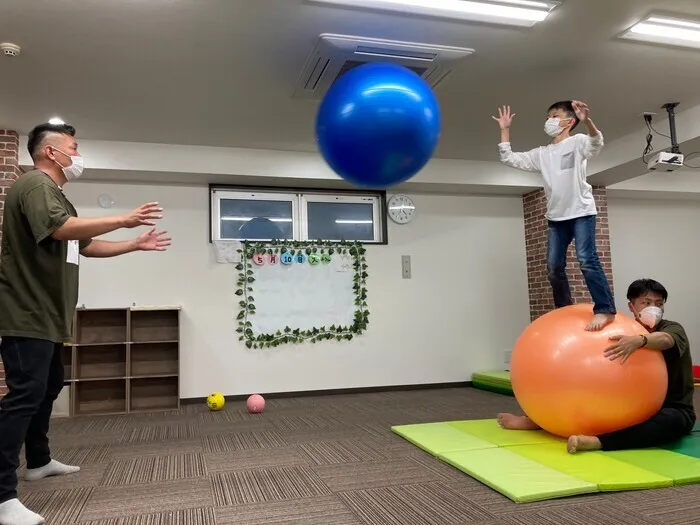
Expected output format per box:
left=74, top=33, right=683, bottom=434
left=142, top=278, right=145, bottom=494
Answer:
left=247, top=254, right=356, bottom=334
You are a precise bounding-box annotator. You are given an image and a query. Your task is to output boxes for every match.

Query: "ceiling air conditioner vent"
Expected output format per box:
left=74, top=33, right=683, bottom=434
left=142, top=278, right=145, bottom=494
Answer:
left=293, top=33, right=474, bottom=100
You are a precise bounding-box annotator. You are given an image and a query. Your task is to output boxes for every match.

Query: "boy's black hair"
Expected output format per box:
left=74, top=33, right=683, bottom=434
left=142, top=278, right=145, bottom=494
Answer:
left=548, top=101, right=580, bottom=131
left=27, top=123, right=76, bottom=161
left=627, top=279, right=668, bottom=303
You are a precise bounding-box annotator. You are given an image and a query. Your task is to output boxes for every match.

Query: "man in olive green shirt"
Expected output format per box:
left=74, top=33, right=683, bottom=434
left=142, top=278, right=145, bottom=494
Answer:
left=498, top=278, right=696, bottom=454
left=0, top=123, right=171, bottom=525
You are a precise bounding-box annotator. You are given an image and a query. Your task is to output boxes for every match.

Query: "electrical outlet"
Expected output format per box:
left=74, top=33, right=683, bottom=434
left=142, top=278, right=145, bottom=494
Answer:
left=401, top=255, right=411, bottom=279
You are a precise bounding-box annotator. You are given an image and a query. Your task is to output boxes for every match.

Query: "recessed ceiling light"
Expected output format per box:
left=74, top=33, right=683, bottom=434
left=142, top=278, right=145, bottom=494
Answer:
left=620, top=15, right=700, bottom=50
left=308, top=0, right=560, bottom=28
left=48, top=117, right=65, bottom=125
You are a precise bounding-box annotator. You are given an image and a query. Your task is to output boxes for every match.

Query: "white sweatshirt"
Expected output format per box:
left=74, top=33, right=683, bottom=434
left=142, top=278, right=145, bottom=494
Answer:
left=498, top=132, right=604, bottom=221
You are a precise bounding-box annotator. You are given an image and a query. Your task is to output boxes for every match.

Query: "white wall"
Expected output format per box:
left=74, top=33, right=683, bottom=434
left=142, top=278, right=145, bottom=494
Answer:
left=609, top=197, right=700, bottom=361
left=64, top=182, right=531, bottom=399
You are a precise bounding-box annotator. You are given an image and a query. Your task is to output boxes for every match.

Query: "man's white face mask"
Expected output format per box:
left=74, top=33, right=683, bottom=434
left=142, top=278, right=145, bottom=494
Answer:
left=636, top=305, right=664, bottom=329
left=52, top=148, right=84, bottom=181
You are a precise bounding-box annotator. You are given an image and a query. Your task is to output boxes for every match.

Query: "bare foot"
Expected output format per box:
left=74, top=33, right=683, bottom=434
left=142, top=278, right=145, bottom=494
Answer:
left=497, top=413, right=541, bottom=430
left=585, top=313, right=615, bottom=331
left=567, top=435, right=602, bottom=454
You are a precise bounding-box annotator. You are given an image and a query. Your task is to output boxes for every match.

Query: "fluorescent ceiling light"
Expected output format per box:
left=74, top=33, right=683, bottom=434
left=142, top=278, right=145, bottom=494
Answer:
left=620, top=15, right=700, bottom=50
left=308, top=0, right=559, bottom=27
left=48, top=117, right=65, bottom=125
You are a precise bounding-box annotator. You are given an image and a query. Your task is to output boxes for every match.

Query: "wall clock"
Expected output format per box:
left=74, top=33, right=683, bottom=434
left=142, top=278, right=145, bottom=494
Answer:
left=387, top=194, right=415, bottom=224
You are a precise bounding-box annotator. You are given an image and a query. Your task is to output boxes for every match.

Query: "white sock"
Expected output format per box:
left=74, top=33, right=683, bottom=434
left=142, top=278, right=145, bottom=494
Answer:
left=24, top=459, right=80, bottom=482
left=0, top=499, right=44, bottom=525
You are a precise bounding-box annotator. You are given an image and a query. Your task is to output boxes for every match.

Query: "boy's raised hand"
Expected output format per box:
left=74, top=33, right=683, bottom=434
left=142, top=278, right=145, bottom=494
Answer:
left=492, top=105, right=516, bottom=130
left=572, top=101, right=591, bottom=122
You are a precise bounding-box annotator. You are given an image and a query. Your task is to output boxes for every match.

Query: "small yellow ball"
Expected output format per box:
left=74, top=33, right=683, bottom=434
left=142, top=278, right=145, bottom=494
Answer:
left=207, top=392, right=225, bottom=411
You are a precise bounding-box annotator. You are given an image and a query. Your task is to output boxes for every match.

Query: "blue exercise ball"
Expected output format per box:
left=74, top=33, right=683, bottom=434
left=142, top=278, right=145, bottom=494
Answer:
left=315, top=62, right=441, bottom=188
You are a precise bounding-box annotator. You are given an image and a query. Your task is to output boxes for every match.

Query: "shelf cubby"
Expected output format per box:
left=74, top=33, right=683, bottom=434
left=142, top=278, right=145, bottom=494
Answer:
left=129, top=376, right=179, bottom=412
left=76, top=344, right=127, bottom=380
left=74, top=379, right=127, bottom=416
left=130, top=308, right=179, bottom=343
left=75, top=308, right=128, bottom=345
left=130, top=342, right=179, bottom=377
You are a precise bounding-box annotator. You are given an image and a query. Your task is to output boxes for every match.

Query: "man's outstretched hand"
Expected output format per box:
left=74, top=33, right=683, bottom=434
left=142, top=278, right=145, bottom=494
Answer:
left=135, top=228, right=171, bottom=252
left=122, top=202, right=164, bottom=228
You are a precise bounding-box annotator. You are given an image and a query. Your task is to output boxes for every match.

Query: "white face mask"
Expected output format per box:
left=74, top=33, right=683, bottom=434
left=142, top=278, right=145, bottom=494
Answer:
left=544, top=118, right=565, bottom=137
left=53, top=148, right=84, bottom=181
left=638, top=306, right=663, bottom=329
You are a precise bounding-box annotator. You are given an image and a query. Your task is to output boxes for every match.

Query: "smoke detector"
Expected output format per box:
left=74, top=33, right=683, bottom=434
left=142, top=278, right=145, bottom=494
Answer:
left=0, top=43, right=21, bottom=57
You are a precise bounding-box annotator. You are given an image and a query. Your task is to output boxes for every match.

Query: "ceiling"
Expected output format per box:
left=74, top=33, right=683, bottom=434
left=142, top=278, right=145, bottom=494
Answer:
left=2, top=0, right=700, bottom=162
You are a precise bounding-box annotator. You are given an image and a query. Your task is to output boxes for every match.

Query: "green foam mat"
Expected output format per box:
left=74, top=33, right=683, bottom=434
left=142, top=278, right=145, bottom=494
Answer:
left=440, top=447, right=597, bottom=503
left=472, top=379, right=512, bottom=389
left=393, top=419, right=700, bottom=503
left=390, top=422, right=495, bottom=456
left=509, top=444, right=672, bottom=491
left=471, top=370, right=511, bottom=386
left=661, top=433, right=700, bottom=458
left=606, top=449, right=700, bottom=485
left=471, top=383, right=514, bottom=396
left=448, top=419, right=565, bottom=446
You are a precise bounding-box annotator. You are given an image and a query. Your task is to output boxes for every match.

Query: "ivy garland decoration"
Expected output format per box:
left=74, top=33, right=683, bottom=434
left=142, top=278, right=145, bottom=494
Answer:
left=235, top=240, right=369, bottom=349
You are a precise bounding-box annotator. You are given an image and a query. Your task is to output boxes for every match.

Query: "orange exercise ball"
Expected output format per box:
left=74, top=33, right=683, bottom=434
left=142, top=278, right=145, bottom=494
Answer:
left=510, top=304, right=668, bottom=438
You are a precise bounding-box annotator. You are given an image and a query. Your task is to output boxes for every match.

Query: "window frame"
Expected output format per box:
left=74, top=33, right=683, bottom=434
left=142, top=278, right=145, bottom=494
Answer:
left=210, top=188, right=299, bottom=242
left=209, top=184, right=388, bottom=244
left=300, top=193, right=382, bottom=243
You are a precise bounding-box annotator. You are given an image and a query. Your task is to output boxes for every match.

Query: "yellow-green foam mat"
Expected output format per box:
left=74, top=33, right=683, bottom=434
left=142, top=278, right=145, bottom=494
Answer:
left=439, top=447, right=597, bottom=503
left=390, top=422, right=496, bottom=456
left=605, top=448, right=700, bottom=485
left=448, top=419, right=565, bottom=446
left=391, top=419, right=700, bottom=503
left=509, top=443, right=673, bottom=491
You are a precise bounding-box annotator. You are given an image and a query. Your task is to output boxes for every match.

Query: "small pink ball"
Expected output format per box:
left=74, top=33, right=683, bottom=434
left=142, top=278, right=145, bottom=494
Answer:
left=246, top=394, right=265, bottom=414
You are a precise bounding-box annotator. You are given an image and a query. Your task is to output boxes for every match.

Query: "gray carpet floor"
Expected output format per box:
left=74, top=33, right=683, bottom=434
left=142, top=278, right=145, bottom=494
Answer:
left=16, top=387, right=700, bottom=524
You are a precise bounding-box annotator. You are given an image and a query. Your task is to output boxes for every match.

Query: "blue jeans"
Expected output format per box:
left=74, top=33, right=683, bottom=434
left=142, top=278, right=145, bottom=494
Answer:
left=547, top=214, right=616, bottom=315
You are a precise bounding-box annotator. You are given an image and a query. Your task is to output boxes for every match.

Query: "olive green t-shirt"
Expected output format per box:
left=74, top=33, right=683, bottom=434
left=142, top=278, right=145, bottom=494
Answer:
left=655, top=319, right=696, bottom=422
left=0, top=170, right=91, bottom=343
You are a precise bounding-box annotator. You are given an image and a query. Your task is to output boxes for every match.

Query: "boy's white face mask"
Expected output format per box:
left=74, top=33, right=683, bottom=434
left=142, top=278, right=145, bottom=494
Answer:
left=544, top=117, right=573, bottom=138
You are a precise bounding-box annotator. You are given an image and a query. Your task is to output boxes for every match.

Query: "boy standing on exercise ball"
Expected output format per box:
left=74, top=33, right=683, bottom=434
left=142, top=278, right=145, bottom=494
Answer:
left=493, top=100, right=616, bottom=331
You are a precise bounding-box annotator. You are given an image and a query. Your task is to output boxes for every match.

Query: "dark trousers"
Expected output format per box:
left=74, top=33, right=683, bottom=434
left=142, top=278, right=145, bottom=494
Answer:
left=0, top=337, right=64, bottom=503
left=547, top=214, right=616, bottom=315
left=599, top=407, right=695, bottom=451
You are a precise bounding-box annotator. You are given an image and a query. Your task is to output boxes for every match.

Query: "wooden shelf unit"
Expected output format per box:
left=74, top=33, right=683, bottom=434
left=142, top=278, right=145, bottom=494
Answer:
left=60, top=306, right=181, bottom=417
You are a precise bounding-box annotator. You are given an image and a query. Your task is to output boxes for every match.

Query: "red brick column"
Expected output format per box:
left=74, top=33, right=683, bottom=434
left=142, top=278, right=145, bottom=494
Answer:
left=0, top=130, right=21, bottom=397
left=523, top=187, right=614, bottom=322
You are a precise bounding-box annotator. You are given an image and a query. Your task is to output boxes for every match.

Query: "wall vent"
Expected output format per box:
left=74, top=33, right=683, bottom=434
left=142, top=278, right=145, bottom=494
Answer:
left=293, top=33, right=474, bottom=100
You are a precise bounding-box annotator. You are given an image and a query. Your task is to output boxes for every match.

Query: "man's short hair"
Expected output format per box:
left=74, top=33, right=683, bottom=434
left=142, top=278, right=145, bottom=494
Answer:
left=27, top=123, right=76, bottom=161
left=627, top=278, right=668, bottom=303
left=547, top=100, right=580, bottom=131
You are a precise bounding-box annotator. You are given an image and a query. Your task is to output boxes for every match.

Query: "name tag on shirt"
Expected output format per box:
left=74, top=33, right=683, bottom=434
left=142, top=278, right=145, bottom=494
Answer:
left=67, top=240, right=80, bottom=266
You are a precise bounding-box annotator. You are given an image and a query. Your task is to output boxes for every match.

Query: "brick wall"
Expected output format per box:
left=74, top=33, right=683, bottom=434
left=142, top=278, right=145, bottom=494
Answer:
left=0, top=130, right=21, bottom=397
left=523, top=187, right=614, bottom=321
